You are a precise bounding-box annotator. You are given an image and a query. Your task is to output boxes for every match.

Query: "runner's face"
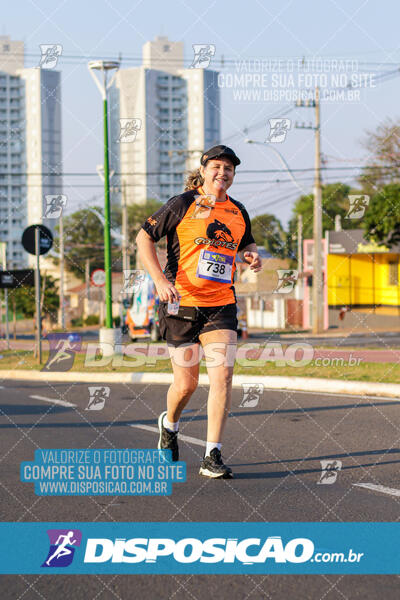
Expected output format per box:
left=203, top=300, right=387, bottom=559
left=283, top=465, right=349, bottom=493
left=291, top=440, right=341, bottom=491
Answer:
left=200, top=158, right=235, bottom=197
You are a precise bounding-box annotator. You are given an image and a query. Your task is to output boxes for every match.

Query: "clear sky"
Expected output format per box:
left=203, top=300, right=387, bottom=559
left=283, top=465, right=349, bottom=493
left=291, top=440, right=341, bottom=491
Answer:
left=3, top=0, right=400, bottom=225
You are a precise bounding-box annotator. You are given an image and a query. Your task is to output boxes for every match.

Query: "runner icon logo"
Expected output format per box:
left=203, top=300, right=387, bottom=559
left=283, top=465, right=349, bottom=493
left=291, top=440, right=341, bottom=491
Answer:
left=240, top=383, right=264, bottom=408
left=39, top=44, right=62, bottom=69
left=42, top=529, right=82, bottom=568
left=345, top=195, right=370, bottom=219
left=274, top=270, right=298, bottom=294
left=86, top=386, right=110, bottom=411
left=317, top=460, right=342, bottom=485
left=42, top=333, right=81, bottom=372
left=190, top=44, right=216, bottom=69
left=120, top=269, right=145, bottom=294
left=44, top=194, right=67, bottom=219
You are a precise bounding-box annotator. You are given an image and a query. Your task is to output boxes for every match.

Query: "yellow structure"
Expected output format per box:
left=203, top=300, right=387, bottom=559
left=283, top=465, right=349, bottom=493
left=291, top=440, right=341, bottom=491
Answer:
left=326, top=230, right=400, bottom=310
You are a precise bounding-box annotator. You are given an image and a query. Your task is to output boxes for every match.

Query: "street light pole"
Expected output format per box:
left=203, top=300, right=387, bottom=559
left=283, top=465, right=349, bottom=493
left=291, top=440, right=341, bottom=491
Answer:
left=88, top=60, right=120, bottom=350
left=102, top=85, right=113, bottom=329
left=245, top=139, right=308, bottom=195
left=122, top=180, right=129, bottom=275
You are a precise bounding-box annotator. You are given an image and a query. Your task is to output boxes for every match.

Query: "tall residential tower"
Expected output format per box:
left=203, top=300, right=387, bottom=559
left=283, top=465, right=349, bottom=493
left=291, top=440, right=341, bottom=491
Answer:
left=0, top=36, right=62, bottom=267
left=110, top=36, right=220, bottom=205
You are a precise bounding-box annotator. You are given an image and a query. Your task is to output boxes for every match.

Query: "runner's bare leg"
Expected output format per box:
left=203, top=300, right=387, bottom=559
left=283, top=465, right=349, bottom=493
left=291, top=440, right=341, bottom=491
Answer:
left=199, top=329, right=237, bottom=443
left=166, top=343, right=201, bottom=423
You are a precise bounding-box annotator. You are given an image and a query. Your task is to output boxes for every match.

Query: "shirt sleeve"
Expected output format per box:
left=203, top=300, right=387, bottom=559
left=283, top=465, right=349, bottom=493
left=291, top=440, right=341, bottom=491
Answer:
left=141, top=195, right=190, bottom=242
left=238, top=206, right=256, bottom=251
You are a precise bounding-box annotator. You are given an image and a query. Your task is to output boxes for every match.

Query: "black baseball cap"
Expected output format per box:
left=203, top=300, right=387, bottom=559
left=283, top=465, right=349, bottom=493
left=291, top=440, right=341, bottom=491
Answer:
left=201, top=145, right=241, bottom=167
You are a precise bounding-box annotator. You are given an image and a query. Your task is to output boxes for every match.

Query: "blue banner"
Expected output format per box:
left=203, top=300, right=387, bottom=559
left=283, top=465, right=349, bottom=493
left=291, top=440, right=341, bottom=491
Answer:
left=0, top=522, right=398, bottom=574
left=20, top=449, right=186, bottom=496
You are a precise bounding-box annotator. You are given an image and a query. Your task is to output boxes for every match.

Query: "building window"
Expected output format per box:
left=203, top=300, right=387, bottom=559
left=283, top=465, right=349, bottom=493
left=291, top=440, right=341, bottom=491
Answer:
left=163, top=45, right=170, bottom=52
left=3, top=44, right=10, bottom=52
left=388, top=261, right=399, bottom=286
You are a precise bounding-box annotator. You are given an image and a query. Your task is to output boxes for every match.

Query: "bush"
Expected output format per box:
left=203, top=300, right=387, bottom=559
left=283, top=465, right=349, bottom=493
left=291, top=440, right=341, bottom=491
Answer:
left=85, top=315, right=100, bottom=326
left=71, top=317, right=83, bottom=327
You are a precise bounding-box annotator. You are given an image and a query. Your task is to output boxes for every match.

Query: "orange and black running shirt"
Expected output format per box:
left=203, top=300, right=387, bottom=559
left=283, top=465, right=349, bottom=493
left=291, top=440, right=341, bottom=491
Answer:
left=141, top=186, right=255, bottom=307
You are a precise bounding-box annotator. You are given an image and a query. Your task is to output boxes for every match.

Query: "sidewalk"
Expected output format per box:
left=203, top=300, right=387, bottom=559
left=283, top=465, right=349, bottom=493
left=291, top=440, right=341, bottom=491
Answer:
left=1, top=369, right=399, bottom=399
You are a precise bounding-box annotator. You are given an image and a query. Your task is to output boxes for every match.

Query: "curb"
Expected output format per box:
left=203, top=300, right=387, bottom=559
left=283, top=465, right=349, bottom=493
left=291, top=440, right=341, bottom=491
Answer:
left=1, top=370, right=399, bottom=398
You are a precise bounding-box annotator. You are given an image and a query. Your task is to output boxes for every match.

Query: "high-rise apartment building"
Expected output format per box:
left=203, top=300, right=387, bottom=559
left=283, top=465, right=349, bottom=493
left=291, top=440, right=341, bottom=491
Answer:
left=109, top=36, right=220, bottom=205
left=0, top=36, right=62, bottom=268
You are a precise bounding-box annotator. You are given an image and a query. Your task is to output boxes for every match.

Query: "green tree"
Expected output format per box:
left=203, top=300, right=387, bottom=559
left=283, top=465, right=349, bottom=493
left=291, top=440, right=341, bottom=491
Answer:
left=250, top=213, right=286, bottom=257
left=8, top=274, right=59, bottom=320
left=286, top=182, right=363, bottom=256
left=362, top=183, right=400, bottom=247
left=359, top=118, right=400, bottom=193
left=112, top=199, right=164, bottom=244
left=53, top=201, right=165, bottom=281
left=54, top=208, right=117, bottom=280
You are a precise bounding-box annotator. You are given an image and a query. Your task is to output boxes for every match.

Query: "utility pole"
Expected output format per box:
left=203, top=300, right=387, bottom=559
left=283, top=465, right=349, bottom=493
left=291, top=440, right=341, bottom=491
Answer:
left=297, top=214, right=303, bottom=275
left=295, top=90, right=324, bottom=332
left=1, top=243, right=9, bottom=349
left=297, top=214, right=303, bottom=298
left=12, top=295, right=16, bottom=340
left=58, top=213, right=65, bottom=329
left=85, top=257, right=91, bottom=310
left=312, top=87, right=323, bottom=333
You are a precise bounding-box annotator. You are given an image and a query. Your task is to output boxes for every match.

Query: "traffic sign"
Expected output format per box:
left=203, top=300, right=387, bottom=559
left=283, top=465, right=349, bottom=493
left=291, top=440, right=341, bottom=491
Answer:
left=91, top=268, right=106, bottom=287
left=0, top=269, right=35, bottom=288
left=21, top=224, right=53, bottom=256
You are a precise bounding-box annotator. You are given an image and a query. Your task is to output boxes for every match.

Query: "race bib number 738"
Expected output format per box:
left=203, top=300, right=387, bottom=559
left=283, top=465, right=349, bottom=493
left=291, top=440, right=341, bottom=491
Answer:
left=196, top=250, right=233, bottom=283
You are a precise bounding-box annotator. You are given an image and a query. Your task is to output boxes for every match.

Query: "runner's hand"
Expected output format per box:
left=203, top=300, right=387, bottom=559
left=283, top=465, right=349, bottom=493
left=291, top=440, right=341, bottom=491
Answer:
left=155, top=277, right=180, bottom=303
left=243, top=251, right=262, bottom=272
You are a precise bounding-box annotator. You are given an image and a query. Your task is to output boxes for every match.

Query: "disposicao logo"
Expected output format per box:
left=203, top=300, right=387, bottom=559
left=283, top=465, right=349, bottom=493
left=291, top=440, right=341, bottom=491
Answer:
left=42, top=529, right=82, bottom=567
left=83, top=536, right=314, bottom=565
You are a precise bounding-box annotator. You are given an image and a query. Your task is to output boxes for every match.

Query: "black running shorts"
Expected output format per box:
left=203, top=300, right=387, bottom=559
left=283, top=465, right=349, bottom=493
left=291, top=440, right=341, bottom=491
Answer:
left=158, top=303, right=238, bottom=347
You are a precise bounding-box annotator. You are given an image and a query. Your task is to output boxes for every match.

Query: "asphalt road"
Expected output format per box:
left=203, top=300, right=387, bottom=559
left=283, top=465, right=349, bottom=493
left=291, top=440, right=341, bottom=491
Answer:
left=1, top=380, right=399, bottom=598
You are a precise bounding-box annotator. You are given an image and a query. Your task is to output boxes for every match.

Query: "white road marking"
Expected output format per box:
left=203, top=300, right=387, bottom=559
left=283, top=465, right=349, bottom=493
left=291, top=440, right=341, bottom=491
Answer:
left=29, top=395, right=76, bottom=408
left=129, top=424, right=205, bottom=447
left=353, top=483, right=400, bottom=497
left=269, top=389, right=397, bottom=402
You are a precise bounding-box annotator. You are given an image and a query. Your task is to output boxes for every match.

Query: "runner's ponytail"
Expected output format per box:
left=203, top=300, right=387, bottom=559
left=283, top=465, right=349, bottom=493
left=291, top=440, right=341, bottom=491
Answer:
left=184, top=169, right=204, bottom=191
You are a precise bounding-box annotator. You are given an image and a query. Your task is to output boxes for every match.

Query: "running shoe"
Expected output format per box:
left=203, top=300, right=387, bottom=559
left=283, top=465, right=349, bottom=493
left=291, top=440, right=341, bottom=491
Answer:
left=157, top=411, right=179, bottom=462
left=199, top=448, right=233, bottom=479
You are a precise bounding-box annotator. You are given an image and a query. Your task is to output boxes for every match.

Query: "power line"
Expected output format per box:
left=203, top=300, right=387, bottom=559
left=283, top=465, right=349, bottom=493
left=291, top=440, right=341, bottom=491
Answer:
left=222, top=105, right=294, bottom=143
left=13, top=49, right=400, bottom=68
left=1, top=164, right=400, bottom=176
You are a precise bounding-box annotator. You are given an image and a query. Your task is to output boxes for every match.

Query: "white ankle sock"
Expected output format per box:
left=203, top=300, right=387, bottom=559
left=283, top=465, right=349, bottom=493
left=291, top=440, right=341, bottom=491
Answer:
left=205, top=441, right=221, bottom=457
left=163, top=415, right=179, bottom=432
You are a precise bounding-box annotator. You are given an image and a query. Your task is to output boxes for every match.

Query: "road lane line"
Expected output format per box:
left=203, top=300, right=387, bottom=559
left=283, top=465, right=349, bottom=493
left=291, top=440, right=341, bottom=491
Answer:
left=29, top=395, right=76, bottom=408
left=129, top=424, right=205, bottom=447
left=353, top=483, right=400, bottom=497
left=268, top=389, right=398, bottom=402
